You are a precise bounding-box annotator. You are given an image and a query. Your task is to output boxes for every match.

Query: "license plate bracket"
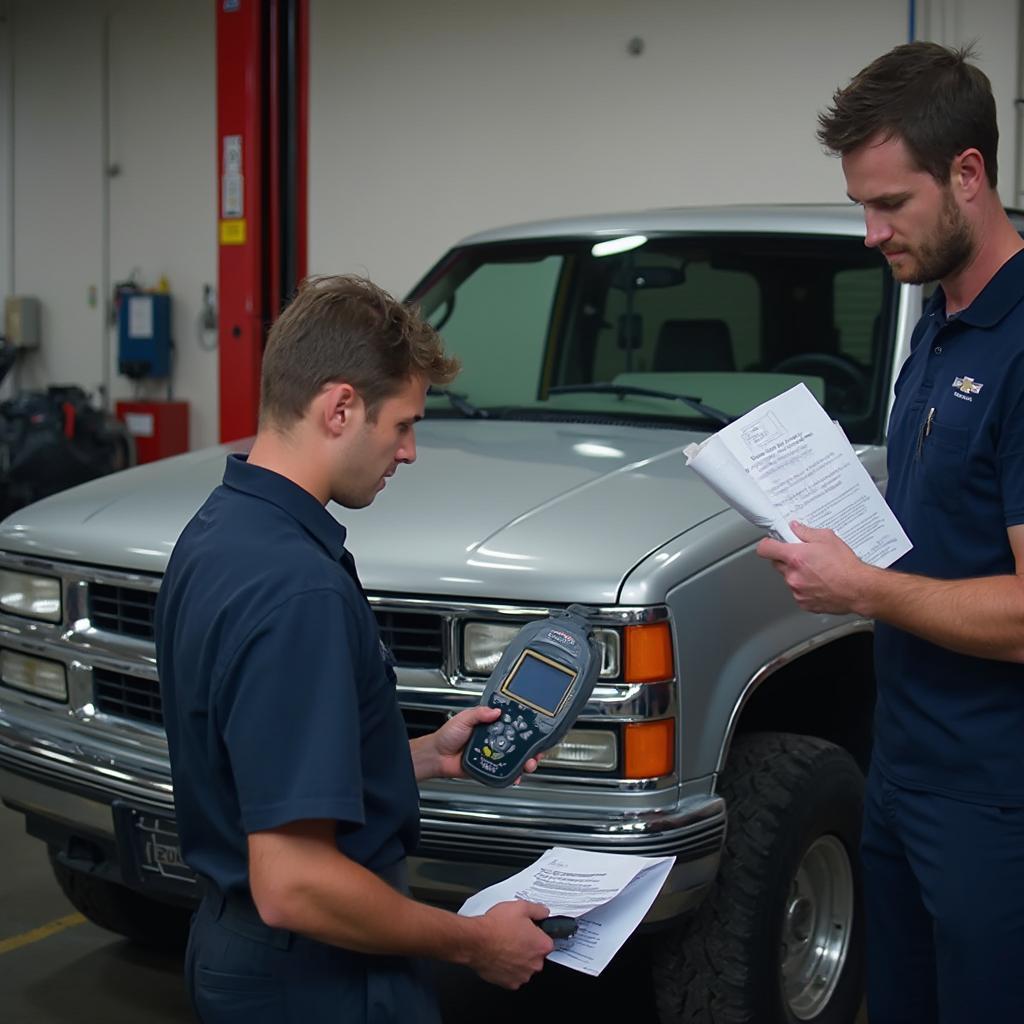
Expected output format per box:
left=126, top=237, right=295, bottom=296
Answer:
left=113, top=801, right=198, bottom=899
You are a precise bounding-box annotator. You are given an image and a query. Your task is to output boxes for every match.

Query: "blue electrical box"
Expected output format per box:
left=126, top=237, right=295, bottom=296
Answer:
left=118, top=292, right=172, bottom=379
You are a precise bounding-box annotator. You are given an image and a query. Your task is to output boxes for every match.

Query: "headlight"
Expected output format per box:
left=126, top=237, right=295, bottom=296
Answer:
left=0, top=649, right=68, bottom=702
left=462, top=621, right=621, bottom=678
left=0, top=569, right=62, bottom=622
left=545, top=728, right=617, bottom=771
left=463, top=622, right=521, bottom=674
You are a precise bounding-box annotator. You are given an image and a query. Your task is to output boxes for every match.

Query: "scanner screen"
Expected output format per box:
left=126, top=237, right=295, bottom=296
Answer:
left=503, top=651, right=576, bottom=715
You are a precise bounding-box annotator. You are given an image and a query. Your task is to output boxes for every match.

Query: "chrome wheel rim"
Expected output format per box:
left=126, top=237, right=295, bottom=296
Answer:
left=780, top=834, right=854, bottom=1019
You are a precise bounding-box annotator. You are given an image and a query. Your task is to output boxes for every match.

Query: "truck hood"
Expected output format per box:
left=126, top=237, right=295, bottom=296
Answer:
left=0, top=420, right=728, bottom=603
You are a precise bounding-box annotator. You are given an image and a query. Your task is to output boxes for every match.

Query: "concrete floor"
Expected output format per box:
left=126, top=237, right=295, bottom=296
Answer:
left=0, top=801, right=190, bottom=1024
left=0, top=800, right=665, bottom=1023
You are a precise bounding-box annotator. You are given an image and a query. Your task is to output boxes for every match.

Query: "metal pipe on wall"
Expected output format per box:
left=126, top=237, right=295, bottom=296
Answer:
left=100, top=12, right=113, bottom=411
left=1016, top=0, right=1024, bottom=207
left=1, top=1, right=16, bottom=400
left=2, top=4, right=12, bottom=298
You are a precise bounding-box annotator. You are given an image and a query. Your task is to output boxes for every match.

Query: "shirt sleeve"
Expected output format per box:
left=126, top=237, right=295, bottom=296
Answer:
left=216, top=587, right=368, bottom=834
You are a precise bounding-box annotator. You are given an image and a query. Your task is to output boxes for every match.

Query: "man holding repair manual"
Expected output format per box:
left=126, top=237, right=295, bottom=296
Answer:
left=758, top=42, right=1024, bottom=1024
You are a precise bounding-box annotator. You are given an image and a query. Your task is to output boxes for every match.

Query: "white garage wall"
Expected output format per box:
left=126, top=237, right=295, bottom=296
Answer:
left=105, top=2, right=218, bottom=449
left=0, top=0, right=216, bottom=445
left=309, top=0, right=1020, bottom=297
left=0, top=0, right=1019, bottom=444
left=919, top=0, right=1021, bottom=202
left=2, top=1, right=106, bottom=403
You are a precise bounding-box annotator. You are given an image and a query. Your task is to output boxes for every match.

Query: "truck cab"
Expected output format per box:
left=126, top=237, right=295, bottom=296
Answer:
left=0, top=204, right=925, bottom=1022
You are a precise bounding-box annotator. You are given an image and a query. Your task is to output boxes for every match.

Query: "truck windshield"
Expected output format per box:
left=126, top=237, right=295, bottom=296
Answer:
left=410, top=233, right=894, bottom=444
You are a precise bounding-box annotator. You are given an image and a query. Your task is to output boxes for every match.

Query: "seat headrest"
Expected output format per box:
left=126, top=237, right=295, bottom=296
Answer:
left=653, top=319, right=735, bottom=372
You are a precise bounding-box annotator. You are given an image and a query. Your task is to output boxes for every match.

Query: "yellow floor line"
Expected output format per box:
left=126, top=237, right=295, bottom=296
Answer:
left=0, top=913, right=87, bottom=954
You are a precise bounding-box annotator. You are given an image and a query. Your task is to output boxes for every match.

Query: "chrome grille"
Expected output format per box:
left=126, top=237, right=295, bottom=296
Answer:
left=89, top=584, right=157, bottom=640
left=90, top=671, right=444, bottom=736
left=85, top=583, right=445, bottom=670
left=93, top=668, right=162, bottom=726
left=373, top=610, right=444, bottom=668
left=402, top=707, right=446, bottom=740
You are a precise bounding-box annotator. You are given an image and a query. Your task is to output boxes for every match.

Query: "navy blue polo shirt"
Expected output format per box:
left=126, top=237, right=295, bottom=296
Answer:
left=155, top=455, right=420, bottom=898
left=876, top=249, right=1024, bottom=804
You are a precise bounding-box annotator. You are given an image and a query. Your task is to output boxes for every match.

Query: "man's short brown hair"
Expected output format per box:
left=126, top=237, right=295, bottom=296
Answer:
left=817, top=41, right=998, bottom=187
left=259, top=275, right=459, bottom=429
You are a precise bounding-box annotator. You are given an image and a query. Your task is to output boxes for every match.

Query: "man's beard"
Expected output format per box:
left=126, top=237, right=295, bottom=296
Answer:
left=890, top=189, right=973, bottom=285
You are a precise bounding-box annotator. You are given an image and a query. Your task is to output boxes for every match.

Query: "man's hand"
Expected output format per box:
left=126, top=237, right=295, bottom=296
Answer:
left=411, top=706, right=541, bottom=782
left=756, top=521, right=876, bottom=615
left=465, top=900, right=554, bottom=989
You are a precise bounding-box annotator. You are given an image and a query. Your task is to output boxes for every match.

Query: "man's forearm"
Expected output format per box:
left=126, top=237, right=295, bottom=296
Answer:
left=248, top=822, right=553, bottom=991
left=291, top=865, right=481, bottom=962
left=250, top=826, right=480, bottom=960
left=857, top=567, right=1024, bottom=663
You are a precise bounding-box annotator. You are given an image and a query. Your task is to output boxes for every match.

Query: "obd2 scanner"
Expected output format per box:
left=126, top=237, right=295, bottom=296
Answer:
left=462, top=605, right=601, bottom=787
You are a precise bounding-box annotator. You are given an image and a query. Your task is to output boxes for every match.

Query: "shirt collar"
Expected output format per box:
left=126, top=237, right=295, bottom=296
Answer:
left=222, top=453, right=348, bottom=561
left=926, top=247, right=1024, bottom=328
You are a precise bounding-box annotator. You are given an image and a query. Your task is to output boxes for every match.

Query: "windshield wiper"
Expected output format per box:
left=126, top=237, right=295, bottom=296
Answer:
left=546, top=384, right=733, bottom=426
left=427, top=387, right=489, bottom=419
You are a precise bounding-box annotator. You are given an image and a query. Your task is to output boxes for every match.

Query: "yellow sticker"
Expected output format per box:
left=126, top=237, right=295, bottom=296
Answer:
left=219, top=219, right=247, bottom=245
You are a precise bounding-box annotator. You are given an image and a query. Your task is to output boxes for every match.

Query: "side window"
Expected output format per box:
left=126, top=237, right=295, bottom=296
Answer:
left=430, top=257, right=564, bottom=404
left=834, top=267, right=883, bottom=364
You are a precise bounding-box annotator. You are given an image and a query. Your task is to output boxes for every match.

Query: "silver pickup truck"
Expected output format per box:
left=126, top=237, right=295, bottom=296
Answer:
left=0, top=205, right=936, bottom=1022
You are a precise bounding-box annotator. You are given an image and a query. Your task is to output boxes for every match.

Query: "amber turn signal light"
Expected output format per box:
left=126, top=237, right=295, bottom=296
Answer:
left=624, top=719, right=675, bottom=778
left=623, top=622, right=673, bottom=683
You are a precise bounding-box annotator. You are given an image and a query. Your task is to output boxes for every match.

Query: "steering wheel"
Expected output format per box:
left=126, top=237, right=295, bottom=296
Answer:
left=770, top=353, right=869, bottom=413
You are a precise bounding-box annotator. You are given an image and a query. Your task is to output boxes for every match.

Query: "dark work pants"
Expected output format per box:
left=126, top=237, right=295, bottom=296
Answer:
left=186, top=866, right=441, bottom=1024
left=862, top=762, right=1024, bottom=1024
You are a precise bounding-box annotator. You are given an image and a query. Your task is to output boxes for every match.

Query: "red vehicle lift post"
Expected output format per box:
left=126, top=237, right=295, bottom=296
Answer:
left=216, top=0, right=308, bottom=443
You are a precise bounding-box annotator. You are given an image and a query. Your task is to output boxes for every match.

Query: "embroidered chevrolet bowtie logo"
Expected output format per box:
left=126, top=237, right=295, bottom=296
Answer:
left=953, top=376, right=983, bottom=395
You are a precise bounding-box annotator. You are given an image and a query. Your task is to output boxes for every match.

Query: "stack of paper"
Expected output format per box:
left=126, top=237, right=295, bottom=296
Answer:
left=684, top=383, right=911, bottom=567
left=459, top=846, right=675, bottom=976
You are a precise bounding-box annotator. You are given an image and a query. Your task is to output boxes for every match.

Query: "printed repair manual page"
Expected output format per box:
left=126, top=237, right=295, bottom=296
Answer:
left=684, top=382, right=911, bottom=568
left=458, top=847, right=674, bottom=976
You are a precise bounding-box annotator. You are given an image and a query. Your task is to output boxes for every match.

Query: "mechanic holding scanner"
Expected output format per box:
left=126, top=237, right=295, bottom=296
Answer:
left=758, top=43, right=1024, bottom=1024
left=155, top=275, right=553, bottom=1023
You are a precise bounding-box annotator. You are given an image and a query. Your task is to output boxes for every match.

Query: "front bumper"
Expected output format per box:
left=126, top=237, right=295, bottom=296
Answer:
left=0, top=713, right=726, bottom=925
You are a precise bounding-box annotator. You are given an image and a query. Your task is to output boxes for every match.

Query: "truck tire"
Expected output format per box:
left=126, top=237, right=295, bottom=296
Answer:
left=652, top=732, right=864, bottom=1024
left=48, top=851, right=191, bottom=950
